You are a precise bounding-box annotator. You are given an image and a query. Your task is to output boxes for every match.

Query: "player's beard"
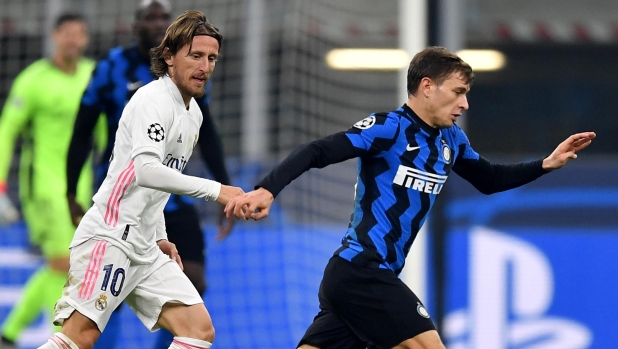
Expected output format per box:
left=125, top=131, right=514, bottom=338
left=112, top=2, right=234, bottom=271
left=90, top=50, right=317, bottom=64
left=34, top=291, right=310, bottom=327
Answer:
left=173, top=69, right=206, bottom=99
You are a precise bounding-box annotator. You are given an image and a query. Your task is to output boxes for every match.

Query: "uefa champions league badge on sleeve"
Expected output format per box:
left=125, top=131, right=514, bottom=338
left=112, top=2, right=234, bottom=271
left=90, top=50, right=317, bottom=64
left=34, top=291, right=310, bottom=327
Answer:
left=95, top=294, right=108, bottom=311
left=148, top=123, right=165, bottom=142
left=353, top=115, right=376, bottom=129
left=417, top=302, right=430, bottom=318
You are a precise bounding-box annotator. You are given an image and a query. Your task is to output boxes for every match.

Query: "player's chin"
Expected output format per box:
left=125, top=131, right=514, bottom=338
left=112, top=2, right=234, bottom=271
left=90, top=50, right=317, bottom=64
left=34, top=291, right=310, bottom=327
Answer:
left=191, top=87, right=206, bottom=99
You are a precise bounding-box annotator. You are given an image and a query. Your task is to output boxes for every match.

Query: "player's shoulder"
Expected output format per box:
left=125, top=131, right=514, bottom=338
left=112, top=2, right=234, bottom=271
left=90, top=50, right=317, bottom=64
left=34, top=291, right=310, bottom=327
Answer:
left=128, top=78, right=172, bottom=109
left=16, top=59, right=51, bottom=78
left=78, top=57, right=96, bottom=71
left=347, top=109, right=401, bottom=142
left=10, top=59, right=52, bottom=88
left=104, top=46, right=130, bottom=62
left=441, top=123, right=470, bottom=145
left=366, top=109, right=405, bottom=133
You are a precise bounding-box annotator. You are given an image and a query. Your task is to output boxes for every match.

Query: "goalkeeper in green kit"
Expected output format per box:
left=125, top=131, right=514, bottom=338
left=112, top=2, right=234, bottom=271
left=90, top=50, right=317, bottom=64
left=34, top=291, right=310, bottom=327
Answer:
left=0, top=13, right=104, bottom=348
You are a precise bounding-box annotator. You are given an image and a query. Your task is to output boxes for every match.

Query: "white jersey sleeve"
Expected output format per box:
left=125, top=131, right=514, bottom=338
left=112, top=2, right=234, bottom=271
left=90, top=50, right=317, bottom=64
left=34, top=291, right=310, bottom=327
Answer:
left=133, top=152, right=221, bottom=200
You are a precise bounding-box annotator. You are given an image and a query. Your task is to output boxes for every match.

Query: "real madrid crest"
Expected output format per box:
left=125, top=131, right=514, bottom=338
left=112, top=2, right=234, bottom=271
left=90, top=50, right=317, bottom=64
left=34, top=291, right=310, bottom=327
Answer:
left=95, top=294, right=108, bottom=311
left=441, top=143, right=451, bottom=164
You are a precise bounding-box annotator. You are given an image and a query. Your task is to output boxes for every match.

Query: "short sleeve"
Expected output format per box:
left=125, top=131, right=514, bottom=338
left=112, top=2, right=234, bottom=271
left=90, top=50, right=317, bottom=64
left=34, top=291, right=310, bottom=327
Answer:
left=453, top=125, right=480, bottom=161
left=344, top=112, right=399, bottom=155
left=129, top=91, right=174, bottom=160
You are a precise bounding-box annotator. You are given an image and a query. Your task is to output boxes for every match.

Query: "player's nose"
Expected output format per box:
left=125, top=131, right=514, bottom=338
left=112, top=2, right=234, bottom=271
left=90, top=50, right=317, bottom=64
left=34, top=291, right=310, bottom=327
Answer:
left=460, top=95, right=469, bottom=110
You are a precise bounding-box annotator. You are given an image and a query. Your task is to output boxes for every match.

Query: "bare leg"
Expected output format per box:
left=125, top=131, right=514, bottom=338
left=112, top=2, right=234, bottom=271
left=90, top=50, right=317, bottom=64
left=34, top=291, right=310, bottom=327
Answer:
left=392, top=330, right=445, bottom=349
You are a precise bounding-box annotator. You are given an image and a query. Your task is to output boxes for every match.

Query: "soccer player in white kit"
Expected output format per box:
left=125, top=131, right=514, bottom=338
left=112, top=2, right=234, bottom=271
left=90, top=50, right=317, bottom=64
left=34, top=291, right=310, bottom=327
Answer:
left=38, top=10, right=242, bottom=349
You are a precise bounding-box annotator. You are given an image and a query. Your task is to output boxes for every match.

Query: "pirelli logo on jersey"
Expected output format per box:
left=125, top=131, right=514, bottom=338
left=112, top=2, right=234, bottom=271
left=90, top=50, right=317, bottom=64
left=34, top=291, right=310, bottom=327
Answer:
left=393, top=165, right=447, bottom=194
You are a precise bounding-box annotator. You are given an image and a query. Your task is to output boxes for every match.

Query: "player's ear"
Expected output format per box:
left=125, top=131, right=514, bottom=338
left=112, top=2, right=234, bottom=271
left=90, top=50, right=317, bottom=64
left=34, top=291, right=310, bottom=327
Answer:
left=420, top=77, right=433, bottom=97
left=163, top=47, right=173, bottom=67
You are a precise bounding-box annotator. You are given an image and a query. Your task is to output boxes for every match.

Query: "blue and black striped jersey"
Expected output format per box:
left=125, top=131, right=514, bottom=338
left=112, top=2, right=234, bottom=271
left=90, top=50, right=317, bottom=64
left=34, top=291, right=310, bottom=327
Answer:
left=257, top=104, right=546, bottom=275
left=336, top=105, right=479, bottom=274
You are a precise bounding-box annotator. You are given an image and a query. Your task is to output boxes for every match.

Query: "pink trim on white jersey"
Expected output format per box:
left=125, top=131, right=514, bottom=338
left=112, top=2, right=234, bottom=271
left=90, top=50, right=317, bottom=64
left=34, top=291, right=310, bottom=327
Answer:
left=50, top=335, right=71, bottom=349
left=104, top=161, right=135, bottom=227
left=78, top=240, right=107, bottom=300
left=172, top=339, right=209, bottom=349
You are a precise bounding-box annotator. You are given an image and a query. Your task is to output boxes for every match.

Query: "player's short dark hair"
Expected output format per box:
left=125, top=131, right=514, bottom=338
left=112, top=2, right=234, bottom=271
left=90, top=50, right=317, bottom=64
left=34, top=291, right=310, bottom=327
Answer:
left=407, top=46, right=474, bottom=96
left=54, top=13, right=86, bottom=29
left=150, top=10, right=222, bottom=77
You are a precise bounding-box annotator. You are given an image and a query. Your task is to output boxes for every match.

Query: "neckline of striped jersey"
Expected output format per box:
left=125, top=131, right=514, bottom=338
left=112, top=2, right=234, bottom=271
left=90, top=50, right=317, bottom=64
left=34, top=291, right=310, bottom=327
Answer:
left=400, top=103, right=441, bottom=136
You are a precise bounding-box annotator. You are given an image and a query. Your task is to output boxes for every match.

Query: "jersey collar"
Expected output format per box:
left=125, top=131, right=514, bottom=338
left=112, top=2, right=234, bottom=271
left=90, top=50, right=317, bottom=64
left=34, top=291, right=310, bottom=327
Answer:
left=162, top=74, right=187, bottom=109
left=400, top=104, right=440, bottom=136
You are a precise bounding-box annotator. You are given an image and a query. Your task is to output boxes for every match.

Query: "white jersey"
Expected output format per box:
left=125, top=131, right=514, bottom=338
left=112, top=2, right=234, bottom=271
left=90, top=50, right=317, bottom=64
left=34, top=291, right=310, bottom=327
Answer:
left=72, top=75, right=203, bottom=263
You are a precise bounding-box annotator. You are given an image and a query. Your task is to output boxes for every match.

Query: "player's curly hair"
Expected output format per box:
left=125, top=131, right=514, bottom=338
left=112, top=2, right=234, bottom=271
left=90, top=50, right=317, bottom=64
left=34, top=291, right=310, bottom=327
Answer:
left=407, top=46, right=474, bottom=96
left=150, top=10, right=222, bottom=77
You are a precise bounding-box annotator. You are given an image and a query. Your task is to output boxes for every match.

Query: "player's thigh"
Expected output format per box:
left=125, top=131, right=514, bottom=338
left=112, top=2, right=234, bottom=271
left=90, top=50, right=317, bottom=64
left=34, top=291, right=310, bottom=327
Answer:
left=392, top=330, right=445, bottom=349
left=320, top=257, right=437, bottom=348
left=125, top=251, right=205, bottom=334
left=55, top=239, right=137, bottom=333
left=158, top=302, right=214, bottom=340
left=22, top=197, right=74, bottom=258
left=297, top=309, right=366, bottom=349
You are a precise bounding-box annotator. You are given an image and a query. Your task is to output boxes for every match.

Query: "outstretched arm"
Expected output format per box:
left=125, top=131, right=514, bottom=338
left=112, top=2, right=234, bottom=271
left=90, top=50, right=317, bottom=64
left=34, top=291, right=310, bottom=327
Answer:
left=225, top=132, right=363, bottom=220
left=133, top=152, right=243, bottom=205
left=454, top=132, right=596, bottom=194
left=542, top=132, right=596, bottom=170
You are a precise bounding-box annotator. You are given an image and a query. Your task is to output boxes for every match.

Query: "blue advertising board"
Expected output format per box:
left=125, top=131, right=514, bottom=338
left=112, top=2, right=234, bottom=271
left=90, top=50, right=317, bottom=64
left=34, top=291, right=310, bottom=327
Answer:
left=440, top=162, right=618, bottom=349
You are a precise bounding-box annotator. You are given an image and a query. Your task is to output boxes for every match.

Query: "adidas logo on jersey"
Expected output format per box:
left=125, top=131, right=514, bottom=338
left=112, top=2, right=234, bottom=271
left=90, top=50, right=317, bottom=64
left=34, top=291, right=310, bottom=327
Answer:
left=393, top=165, right=447, bottom=194
left=177, top=133, right=182, bottom=143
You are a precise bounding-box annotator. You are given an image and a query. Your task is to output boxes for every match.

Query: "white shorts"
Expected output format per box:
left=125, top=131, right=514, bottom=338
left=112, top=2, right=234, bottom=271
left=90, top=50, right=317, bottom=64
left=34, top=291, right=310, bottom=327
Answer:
left=53, top=238, right=203, bottom=332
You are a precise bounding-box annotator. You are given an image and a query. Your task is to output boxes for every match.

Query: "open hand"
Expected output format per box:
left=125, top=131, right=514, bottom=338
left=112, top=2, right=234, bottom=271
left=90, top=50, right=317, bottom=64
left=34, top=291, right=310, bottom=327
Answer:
left=542, top=132, right=596, bottom=170
left=157, top=240, right=183, bottom=270
left=67, top=193, right=86, bottom=227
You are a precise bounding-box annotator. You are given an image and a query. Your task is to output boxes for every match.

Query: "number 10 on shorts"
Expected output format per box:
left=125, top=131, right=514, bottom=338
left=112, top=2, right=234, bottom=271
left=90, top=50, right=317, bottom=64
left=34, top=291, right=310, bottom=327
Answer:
left=100, top=264, right=125, bottom=297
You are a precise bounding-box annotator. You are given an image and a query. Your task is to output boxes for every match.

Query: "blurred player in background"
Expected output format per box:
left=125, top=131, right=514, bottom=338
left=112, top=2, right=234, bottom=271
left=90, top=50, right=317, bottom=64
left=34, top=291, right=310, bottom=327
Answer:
left=225, top=46, right=596, bottom=349
left=0, top=14, right=98, bottom=349
left=39, top=10, right=242, bottom=349
left=66, top=1, right=234, bottom=348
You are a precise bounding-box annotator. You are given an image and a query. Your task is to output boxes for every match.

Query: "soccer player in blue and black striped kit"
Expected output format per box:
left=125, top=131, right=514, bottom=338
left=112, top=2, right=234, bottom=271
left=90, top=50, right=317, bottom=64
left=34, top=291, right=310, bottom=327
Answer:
left=225, top=46, right=595, bottom=349
left=65, top=1, right=233, bottom=348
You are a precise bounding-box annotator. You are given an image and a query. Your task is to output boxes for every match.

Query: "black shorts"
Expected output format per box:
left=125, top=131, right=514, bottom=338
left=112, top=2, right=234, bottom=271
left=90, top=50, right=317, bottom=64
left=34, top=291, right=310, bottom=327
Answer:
left=163, top=202, right=205, bottom=263
left=298, top=256, right=436, bottom=349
